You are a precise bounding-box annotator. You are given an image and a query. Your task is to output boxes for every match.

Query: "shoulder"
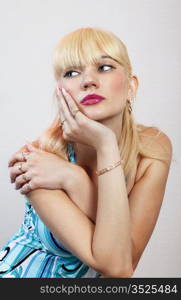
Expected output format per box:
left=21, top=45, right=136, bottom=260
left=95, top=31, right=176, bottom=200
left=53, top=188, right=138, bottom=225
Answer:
left=135, top=124, right=173, bottom=183
left=137, top=124, right=172, bottom=159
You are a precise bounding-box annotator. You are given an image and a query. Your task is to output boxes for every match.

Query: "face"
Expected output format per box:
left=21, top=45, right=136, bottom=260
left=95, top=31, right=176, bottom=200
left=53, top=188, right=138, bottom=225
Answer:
left=58, top=54, right=130, bottom=121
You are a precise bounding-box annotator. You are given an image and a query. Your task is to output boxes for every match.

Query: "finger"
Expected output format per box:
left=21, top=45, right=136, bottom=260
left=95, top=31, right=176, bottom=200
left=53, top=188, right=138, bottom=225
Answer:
left=56, top=87, right=65, bottom=123
left=8, top=151, right=29, bottom=167
left=61, top=88, right=80, bottom=119
left=60, top=111, right=66, bottom=128
left=56, top=86, right=61, bottom=110
left=14, top=172, right=31, bottom=190
left=26, top=143, right=39, bottom=152
left=57, top=87, right=76, bottom=125
left=56, top=85, right=66, bottom=118
left=58, top=99, right=66, bottom=123
left=57, top=95, right=74, bottom=141
left=20, top=182, right=32, bottom=194
left=9, top=162, right=28, bottom=183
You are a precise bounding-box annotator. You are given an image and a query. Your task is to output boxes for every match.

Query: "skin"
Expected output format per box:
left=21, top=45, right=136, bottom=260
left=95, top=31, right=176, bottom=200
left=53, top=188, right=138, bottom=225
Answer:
left=58, top=54, right=138, bottom=170
left=7, top=53, right=172, bottom=277
left=9, top=53, right=138, bottom=193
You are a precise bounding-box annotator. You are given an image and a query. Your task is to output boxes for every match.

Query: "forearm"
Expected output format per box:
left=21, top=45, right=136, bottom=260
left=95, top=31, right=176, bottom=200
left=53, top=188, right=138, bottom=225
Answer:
left=25, top=136, right=132, bottom=276
left=92, top=135, right=133, bottom=276
left=65, top=167, right=97, bottom=224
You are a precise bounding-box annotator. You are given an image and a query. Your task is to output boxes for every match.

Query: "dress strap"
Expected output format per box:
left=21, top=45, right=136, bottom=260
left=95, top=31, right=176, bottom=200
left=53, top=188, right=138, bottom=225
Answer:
left=67, top=142, right=77, bottom=163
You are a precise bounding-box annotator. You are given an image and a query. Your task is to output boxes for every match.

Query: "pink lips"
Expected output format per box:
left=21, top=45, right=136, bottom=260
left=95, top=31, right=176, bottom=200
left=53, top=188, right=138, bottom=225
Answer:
left=80, top=94, right=105, bottom=105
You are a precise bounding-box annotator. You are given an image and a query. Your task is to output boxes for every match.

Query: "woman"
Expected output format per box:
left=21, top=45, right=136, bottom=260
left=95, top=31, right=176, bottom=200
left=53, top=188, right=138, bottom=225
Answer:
left=0, top=27, right=172, bottom=278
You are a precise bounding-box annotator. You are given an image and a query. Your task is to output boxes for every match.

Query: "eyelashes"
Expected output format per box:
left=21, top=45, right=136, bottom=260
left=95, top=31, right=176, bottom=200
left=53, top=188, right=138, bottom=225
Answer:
left=63, top=70, right=79, bottom=78
left=63, top=64, right=114, bottom=78
left=99, top=65, right=114, bottom=72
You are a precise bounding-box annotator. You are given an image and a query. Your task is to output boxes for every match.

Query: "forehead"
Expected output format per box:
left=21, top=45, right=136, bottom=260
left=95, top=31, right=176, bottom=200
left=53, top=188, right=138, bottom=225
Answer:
left=54, top=43, right=125, bottom=79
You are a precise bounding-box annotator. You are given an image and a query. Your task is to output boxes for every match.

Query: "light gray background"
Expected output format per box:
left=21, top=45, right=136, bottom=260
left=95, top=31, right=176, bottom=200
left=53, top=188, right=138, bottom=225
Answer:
left=0, top=0, right=180, bottom=277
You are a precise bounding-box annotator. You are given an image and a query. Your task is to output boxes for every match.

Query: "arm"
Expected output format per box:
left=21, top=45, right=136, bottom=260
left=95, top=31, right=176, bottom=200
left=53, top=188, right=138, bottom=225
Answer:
left=26, top=132, right=172, bottom=277
left=8, top=141, right=97, bottom=224
left=27, top=134, right=133, bottom=277
left=91, top=135, right=133, bottom=276
left=129, top=132, right=173, bottom=270
left=66, top=168, right=98, bottom=224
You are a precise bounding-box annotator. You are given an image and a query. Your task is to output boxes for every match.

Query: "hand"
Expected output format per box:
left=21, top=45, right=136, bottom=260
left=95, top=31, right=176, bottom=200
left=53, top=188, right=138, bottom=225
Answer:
left=56, top=85, right=115, bottom=150
left=8, top=144, right=81, bottom=195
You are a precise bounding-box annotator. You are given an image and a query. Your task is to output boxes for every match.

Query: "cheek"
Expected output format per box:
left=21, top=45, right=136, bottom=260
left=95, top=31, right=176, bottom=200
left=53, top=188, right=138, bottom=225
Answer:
left=60, top=79, right=73, bottom=92
left=109, top=75, right=127, bottom=96
left=60, top=79, right=79, bottom=99
left=107, top=75, right=128, bottom=112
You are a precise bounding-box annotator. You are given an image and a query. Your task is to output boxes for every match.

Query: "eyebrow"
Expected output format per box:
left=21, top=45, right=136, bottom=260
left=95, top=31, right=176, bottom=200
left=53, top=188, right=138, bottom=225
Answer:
left=62, top=55, right=119, bottom=73
left=99, top=55, right=119, bottom=63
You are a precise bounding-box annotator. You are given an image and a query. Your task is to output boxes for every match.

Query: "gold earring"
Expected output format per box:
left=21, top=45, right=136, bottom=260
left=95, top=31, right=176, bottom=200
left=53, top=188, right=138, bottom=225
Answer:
left=127, top=98, right=134, bottom=113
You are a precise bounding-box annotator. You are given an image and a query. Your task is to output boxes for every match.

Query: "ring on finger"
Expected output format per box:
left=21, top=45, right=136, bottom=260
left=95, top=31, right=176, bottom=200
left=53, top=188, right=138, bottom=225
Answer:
left=22, top=173, right=29, bottom=182
left=22, top=182, right=31, bottom=193
left=18, top=163, right=24, bottom=173
left=72, top=109, right=80, bottom=118
left=22, top=151, right=30, bottom=161
left=60, top=119, right=66, bottom=126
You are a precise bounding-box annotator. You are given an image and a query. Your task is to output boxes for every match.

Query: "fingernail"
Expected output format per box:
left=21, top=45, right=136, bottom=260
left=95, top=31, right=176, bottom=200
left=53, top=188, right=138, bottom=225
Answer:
left=61, top=88, right=67, bottom=96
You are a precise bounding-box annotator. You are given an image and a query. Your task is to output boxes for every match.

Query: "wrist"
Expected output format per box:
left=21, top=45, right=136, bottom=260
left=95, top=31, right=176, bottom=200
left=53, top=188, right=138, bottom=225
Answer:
left=62, top=163, right=85, bottom=191
left=96, top=133, right=118, bottom=155
left=96, top=135, right=122, bottom=174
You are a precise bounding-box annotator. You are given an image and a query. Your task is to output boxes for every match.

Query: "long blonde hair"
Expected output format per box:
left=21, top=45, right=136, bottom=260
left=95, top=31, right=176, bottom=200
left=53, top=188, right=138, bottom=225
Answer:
left=37, top=27, right=170, bottom=185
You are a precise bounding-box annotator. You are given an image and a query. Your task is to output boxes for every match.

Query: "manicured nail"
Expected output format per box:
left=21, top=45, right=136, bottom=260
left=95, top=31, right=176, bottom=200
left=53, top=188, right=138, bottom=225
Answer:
left=61, top=88, right=67, bottom=96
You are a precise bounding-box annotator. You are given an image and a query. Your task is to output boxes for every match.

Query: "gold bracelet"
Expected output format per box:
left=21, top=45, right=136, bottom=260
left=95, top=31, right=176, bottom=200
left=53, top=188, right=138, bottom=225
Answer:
left=96, top=159, right=124, bottom=176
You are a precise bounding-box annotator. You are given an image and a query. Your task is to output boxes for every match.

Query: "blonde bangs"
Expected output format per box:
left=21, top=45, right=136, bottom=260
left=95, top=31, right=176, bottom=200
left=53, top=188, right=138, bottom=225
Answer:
left=52, top=27, right=132, bottom=80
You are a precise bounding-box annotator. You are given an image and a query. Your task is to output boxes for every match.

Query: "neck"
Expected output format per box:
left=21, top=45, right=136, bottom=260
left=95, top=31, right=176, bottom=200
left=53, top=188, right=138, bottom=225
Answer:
left=74, top=113, right=123, bottom=172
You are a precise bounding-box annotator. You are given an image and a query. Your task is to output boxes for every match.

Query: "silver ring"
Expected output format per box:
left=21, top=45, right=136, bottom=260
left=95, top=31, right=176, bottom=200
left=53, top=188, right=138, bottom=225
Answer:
left=18, top=163, right=23, bottom=173
left=60, top=119, right=66, bottom=126
left=22, top=151, right=29, bottom=161
left=22, top=173, right=28, bottom=182
left=72, top=109, right=80, bottom=118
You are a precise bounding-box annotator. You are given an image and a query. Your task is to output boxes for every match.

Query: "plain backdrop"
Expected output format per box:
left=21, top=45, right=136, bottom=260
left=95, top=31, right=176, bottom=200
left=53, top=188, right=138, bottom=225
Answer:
left=0, top=0, right=180, bottom=277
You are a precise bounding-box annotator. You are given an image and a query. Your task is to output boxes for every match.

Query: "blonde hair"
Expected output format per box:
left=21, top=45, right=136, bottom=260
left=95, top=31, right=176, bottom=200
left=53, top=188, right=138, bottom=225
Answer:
left=37, top=27, right=170, bottom=186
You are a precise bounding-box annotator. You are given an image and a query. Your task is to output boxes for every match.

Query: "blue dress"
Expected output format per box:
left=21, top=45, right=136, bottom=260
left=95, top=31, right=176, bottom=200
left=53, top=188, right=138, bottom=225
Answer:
left=0, top=143, right=101, bottom=278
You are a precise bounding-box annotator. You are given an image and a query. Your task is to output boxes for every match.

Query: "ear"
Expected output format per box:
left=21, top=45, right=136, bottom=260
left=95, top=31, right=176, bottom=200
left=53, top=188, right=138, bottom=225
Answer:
left=128, top=75, right=139, bottom=99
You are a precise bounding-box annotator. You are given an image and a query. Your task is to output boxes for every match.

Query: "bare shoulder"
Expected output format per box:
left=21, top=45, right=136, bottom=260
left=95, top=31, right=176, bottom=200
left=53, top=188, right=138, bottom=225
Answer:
left=139, top=124, right=172, bottom=156
left=135, top=124, right=173, bottom=183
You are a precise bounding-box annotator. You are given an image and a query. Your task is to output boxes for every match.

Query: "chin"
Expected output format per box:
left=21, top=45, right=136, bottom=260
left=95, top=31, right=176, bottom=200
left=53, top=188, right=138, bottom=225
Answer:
left=83, top=111, right=109, bottom=121
left=84, top=107, right=120, bottom=121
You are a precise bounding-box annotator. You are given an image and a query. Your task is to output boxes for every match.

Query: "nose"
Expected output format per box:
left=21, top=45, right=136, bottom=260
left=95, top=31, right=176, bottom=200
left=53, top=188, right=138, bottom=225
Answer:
left=80, top=69, right=99, bottom=90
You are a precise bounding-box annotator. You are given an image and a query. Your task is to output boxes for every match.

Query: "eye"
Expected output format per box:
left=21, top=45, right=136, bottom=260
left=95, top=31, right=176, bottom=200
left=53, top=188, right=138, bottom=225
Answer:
left=63, top=70, right=79, bottom=78
left=98, top=64, right=114, bottom=72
